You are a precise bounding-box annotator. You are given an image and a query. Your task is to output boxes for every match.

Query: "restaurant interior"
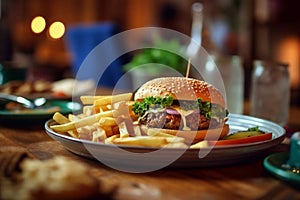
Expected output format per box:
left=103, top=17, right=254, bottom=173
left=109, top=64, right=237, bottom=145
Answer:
left=0, top=0, right=300, bottom=199
left=0, top=0, right=299, bottom=98
left=1, top=0, right=299, bottom=125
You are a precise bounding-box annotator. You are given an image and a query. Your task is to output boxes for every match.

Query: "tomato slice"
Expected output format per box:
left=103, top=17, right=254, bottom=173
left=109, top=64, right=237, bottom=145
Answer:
left=208, top=132, right=272, bottom=146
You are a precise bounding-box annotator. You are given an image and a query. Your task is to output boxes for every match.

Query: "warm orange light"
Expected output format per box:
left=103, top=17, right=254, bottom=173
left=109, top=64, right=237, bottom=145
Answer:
left=31, top=16, right=46, bottom=34
left=48, top=21, right=65, bottom=39
left=275, top=36, right=300, bottom=88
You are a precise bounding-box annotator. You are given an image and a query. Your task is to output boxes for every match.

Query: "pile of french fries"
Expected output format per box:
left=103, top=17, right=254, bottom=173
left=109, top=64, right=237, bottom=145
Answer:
left=50, top=93, right=208, bottom=148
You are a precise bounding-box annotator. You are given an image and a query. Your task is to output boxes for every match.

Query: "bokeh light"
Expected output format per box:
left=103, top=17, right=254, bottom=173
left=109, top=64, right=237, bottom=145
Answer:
left=48, top=21, right=65, bottom=39
left=31, top=16, right=46, bottom=34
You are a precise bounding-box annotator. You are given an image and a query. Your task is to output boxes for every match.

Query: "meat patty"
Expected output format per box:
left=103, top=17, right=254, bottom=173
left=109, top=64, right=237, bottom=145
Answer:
left=140, top=111, right=219, bottom=130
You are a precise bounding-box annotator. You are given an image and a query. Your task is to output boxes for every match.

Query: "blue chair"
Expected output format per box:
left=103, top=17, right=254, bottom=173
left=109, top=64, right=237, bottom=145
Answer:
left=65, top=22, right=131, bottom=89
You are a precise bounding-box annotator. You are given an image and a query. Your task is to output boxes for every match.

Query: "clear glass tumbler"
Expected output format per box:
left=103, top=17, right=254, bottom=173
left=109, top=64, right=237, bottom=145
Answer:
left=216, top=55, right=244, bottom=114
left=250, top=60, right=290, bottom=126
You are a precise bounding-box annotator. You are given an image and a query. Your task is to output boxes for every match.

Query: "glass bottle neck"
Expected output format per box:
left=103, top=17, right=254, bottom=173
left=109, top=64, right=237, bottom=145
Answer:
left=191, top=3, right=203, bottom=46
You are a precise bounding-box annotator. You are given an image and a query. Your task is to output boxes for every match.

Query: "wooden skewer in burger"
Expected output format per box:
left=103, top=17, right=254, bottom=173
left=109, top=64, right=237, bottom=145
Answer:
left=132, top=60, right=229, bottom=144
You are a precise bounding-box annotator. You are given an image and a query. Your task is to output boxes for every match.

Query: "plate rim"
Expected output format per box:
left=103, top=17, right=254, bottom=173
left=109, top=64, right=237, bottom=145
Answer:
left=44, top=113, right=286, bottom=151
left=263, top=152, right=300, bottom=183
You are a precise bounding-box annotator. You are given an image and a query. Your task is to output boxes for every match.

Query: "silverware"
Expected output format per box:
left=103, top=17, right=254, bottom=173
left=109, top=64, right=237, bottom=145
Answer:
left=0, top=93, right=46, bottom=109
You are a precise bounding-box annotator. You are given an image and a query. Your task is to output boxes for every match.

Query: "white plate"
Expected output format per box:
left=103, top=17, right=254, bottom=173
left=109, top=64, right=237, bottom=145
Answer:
left=45, top=114, right=285, bottom=171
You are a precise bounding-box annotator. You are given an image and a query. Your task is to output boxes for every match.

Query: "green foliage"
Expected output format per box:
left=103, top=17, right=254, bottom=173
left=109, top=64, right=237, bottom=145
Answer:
left=132, top=96, right=174, bottom=117
left=132, top=95, right=228, bottom=120
left=123, top=39, right=187, bottom=75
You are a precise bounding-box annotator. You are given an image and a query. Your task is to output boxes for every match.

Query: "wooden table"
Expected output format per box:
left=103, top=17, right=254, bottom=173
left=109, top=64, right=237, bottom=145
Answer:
left=0, top=85, right=299, bottom=199
left=0, top=121, right=299, bottom=199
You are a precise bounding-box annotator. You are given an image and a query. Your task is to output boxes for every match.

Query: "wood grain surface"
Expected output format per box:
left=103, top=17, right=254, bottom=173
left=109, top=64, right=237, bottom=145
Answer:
left=0, top=123, right=299, bottom=200
left=1, top=87, right=299, bottom=199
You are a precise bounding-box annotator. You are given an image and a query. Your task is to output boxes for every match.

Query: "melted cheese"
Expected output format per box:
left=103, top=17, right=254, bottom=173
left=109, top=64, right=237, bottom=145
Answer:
left=172, top=107, right=194, bottom=131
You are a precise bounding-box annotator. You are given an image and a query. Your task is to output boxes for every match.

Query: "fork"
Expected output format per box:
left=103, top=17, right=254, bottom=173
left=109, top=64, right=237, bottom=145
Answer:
left=0, top=93, right=46, bottom=109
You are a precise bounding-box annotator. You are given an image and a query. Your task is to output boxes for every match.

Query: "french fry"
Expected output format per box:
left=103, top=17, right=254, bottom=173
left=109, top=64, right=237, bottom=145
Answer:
left=99, top=117, right=117, bottom=127
left=164, top=137, right=185, bottom=144
left=66, top=130, right=79, bottom=138
left=190, top=140, right=209, bottom=149
left=51, top=110, right=114, bottom=133
left=105, top=134, right=120, bottom=144
left=80, top=96, right=105, bottom=105
left=101, top=125, right=114, bottom=137
left=112, top=101, right=128, bottom=110
left=94, top=93, right=132, bottom=107
left=118, top=121, right=130, bottom=138
left=133, top=125, right=142, bottom=136
left=53, top=112, right=70, bottom=124
left=113, top=136, right=168, bottom=147
left=147, top=129, right=186, bottom=143
left=98, top=105, right=110, bottom=112
left=68, top=114, right=80, bottom=121
left=147, top=129, right=177, bottom=137
left=83, top=106, right=96, bottom=116
left=77, top=125, right=94, bottom=140
left=139, top=125, right=148, bottom=135
left=164, top=142, right=188, bottom=148
left=112, top=101, right=137, bottom=120
left=52, top=112, right=79, bottom=138
left=51, top=92, right=201, bottom=149
left=92, top=128, right=107, bottom=142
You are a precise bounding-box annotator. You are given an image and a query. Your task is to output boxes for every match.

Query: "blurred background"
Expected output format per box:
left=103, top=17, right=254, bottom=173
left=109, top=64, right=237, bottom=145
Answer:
left=0, top=0, right=299, bottom=106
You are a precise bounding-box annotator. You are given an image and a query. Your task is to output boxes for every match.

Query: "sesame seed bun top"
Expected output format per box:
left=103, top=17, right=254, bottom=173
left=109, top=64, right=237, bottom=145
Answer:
left=134, top=77, right=225, bottom=108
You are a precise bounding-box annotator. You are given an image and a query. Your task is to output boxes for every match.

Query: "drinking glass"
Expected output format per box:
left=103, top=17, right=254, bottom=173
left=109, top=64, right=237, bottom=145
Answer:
left=216, top=55, right=244, bottom=114
left=250, top=60, right=290, bottom=126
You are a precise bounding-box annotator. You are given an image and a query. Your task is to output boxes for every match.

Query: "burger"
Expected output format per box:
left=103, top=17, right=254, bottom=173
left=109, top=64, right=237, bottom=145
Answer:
left=132, top=77, right=229, bottom=143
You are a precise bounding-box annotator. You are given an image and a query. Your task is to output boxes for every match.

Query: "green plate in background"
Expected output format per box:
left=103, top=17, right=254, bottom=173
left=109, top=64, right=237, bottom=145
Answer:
left=264, top=152, right=300, bottom=187
left=0, top=100, right=82, bottom=126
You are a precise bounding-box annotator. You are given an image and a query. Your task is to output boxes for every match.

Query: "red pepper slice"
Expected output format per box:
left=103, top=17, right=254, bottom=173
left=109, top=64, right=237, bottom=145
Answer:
left=208, top=132, right=272, bottom=146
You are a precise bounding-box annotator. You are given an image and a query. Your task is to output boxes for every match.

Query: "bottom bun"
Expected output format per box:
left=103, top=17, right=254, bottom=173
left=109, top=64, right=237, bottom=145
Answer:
left=149, top=124, right=230, bottom=144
